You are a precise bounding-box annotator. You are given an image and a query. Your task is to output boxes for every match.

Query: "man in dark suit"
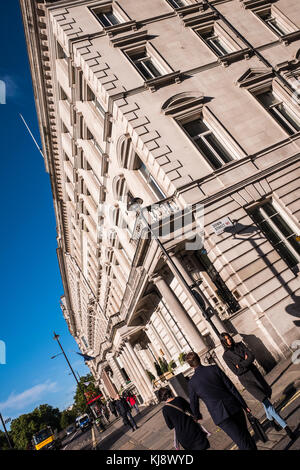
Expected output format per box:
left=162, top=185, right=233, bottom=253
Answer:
left=186, top=351, right=256, bottom=450
left=115, top=394, right=139, bottom=432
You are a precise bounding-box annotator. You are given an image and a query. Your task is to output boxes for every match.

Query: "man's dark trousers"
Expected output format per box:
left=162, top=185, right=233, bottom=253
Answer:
left=219, top=409, right=256, bottom=450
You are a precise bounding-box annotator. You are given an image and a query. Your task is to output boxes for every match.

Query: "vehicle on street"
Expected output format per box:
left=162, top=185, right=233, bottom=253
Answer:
left=76, top=414, right=91, bottom=432
left=66, top=424, right=76, bottom=436
left=32, top=426, right=61, bottom=450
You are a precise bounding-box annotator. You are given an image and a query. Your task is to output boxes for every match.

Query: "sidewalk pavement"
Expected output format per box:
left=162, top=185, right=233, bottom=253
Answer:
left=95, top=357, right=300, bottom=451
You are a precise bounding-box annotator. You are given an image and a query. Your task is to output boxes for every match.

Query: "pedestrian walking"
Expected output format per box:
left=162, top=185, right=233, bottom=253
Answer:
left=127, top=393, right=140, bottom=414
left=115, top=394, right=139, bottom=432
left=102, top=403, right=110, bottom=423
left=186, top=351, right=257, bottom=450
left=220, top=333, right=296, bottom=439
left=108, top=399, right=118, bottom=418
left=158, top=387, right=210, bottom=451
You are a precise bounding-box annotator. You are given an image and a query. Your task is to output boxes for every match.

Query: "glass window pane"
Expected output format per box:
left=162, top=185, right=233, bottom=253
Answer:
left=288, top=236, right=300, bottom=255
left=135, top=62, right=153, bottom=80
left=275, top=103, right=300, bottom=131
left=259, top=220, right=282, bottom=244
left=183, top=119, right=208, bottom=137
left=257, top=91, right=278, bottom=107
left=105, top=12, right=119, bottom=25
left=276, top=242, right=298, bottom=268
left=194, top=137, right=223, bottom=169
left=271, top=214, right=295, bottom=238
left=206, top=134, right=232, bottom=164
left=143, top=59, right=162, bottom=78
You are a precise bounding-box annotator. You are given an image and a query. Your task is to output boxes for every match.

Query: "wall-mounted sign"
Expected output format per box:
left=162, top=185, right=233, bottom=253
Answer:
left=211, top=217, right=233, bottom=235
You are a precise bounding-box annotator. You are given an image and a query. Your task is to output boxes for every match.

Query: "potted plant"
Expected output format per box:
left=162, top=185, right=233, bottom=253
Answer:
left=146, top=370, right=156, bottom=382
left=168, top=360, right=177, bottom=374
left=178, top=352, right=186, bottom=366
left=158, top=357, right=169, bottom=374
left=154, top=361, right=163, bottom=377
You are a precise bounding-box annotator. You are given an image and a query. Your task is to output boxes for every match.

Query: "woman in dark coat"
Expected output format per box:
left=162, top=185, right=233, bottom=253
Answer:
left=220, top=333, right=294, bottom=439
left=158, top=387, right=210, bottom=451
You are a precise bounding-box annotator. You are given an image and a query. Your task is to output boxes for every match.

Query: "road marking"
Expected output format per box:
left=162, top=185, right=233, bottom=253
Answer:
left=91, top=426, right=98, bottom=450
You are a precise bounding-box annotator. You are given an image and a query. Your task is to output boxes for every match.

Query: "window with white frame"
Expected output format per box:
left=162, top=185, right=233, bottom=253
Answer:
left=138, top=162, right=166, bottom=200
left=125, top=47, right=165, bottom=80
left=87, top=128, right=104, bottom=155
left=197, top=26, right=233, bottom=57
left=254, top=87, right=300, bottom=135
left=249, top=200, right=300, bottom=269
left=166, top=0, right=187, bottom=8
left=180, top=114, right=233, bottom=169
left=87, top=85, right=106, bottom=119
left=256, top=9, right=292, bottom=37
left=92, top=3, right=124, bottom=28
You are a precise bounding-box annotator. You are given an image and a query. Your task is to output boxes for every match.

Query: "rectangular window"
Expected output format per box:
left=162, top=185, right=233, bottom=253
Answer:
left=87, top=85, right=106, bottom=118
left=167, top=0, right=186, bottom=8
left=257, top=11, right=290, bottom=36
left=87, top=128, right=104, bottom=155
left=126, top=48, right=164, bottom=80
left=139, top=163, right=166, bottom=200
left=249, top=201, right=300, bottom=269
left=256, top=89, right=300, bottom=135
left=198, top=28, right=232, bottom=57
left=182, top=117, right=232, bottom=169
left=96, top=10, right=120, bottom=27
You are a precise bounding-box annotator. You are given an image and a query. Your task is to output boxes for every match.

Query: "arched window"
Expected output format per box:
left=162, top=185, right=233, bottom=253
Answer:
left=117, top=134, right=141, bottom=169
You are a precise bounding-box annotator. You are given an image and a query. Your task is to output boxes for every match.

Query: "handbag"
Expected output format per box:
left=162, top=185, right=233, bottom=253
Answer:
left=246, top=411, right=268, bottom=443
left=165, top=402, right=211, bottom=437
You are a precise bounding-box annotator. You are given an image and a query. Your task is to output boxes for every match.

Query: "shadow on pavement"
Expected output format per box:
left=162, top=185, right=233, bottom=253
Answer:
left=96, top=405, right=160, bottom=450
left=282, top=424, right=300, bottom=451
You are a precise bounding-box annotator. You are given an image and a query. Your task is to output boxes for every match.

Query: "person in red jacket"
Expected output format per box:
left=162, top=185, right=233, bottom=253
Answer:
left=127, top=392, right=140, bottom=414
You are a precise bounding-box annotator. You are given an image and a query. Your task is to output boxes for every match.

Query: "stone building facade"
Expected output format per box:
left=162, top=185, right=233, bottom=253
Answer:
left=21, top=0, right=300, bottom=403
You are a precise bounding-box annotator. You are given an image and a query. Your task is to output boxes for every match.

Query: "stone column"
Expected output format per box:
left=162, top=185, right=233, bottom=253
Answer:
left=147, top=323, right=172, bottom=362
left=111, top=356, right=126, bottom=388
left=155, top=308, right=182, bottom=354
left=151, top=274, right=207, bottom=354
left=121, top=346, right=149, bottom=400
left=169, top=254, right=227, bottom=342
left=101, top=369, right=118, bottom=399
left=125, top=342, right=153, bottom=399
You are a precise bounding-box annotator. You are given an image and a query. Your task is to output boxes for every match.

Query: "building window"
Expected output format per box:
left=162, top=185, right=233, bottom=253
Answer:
left=56, top=41, right=68, bottom=62
left=126, top=47, right=165, bottom=80
left=197, top=27, right=232, bottom=57
left=166, top=0, right=187, bottom=8
left=181, top=116, right=232, bottom=169
left=138, top=162, right=166, bottom=200
left=256, top=9, right=292, bottom=37
left=255, top=88, right=300, bottom=135
left=87, top=85, right=106, bottom=118
left=249, top=200, right=300, bottom=269
left=87, top=128, right=104, bottom=155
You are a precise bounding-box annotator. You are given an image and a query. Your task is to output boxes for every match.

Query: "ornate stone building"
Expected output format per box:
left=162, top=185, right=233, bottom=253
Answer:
left=21, top=0, right=300, bottom=403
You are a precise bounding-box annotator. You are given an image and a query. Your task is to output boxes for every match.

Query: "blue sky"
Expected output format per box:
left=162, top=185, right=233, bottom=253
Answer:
left=0, top=1, right=90, bottom=426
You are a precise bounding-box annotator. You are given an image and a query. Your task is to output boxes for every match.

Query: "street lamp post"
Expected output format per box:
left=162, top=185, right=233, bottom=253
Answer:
left=53, top=333, right=96, bottom=418
left=53, top=333, right=80, bottom=387
left=127, top=198, right=221, bottom=339
left=0, top=412, right=13, bottom=449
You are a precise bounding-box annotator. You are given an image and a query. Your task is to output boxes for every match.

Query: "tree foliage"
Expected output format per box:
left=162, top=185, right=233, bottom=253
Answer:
left=9, top=404, right=62, bottom=450
left=60, top=408, right=77, bottom=430
left=73, top=373, right=101, bottom=415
